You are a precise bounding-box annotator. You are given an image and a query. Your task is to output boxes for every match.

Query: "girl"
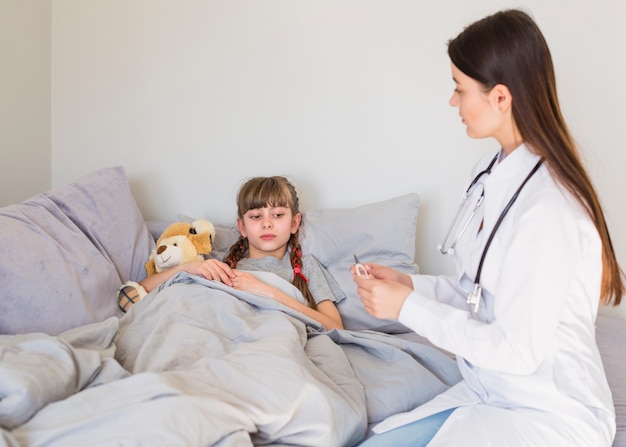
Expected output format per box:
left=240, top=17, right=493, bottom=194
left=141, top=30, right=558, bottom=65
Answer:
left=354, top=9, right=623, bottom=447
left=119, top=176, right=344, bottom=331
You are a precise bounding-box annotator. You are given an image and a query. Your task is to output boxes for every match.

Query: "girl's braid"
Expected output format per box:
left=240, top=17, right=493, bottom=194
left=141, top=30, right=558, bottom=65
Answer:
left=224, top=235, right=248, bottom=268
left=289, top=232, right=317, bottom=310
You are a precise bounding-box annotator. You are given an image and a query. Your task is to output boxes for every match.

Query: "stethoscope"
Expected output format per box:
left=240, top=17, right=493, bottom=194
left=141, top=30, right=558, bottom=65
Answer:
left=438, top=153, right=544, bottom=313
left=438, top=153, right=499, bottom=256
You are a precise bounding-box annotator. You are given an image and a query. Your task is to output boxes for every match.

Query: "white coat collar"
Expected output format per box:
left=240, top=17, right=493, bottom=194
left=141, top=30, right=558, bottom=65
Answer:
left=488, top=143, right=542, bottom=186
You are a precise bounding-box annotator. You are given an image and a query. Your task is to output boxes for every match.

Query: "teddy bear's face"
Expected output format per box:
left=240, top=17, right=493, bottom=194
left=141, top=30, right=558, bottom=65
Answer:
left=153, top=234, right=204, bottom=273
left=145, top=219, right=215, bottom=276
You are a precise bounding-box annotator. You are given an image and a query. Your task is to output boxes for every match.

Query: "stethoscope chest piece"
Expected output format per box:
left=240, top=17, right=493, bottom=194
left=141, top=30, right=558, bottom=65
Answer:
left=467, top=283, right=482, bottom=313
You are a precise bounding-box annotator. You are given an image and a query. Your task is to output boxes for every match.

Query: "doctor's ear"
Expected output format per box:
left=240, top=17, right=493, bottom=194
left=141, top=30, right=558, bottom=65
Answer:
left=491, top=84, right=513, bottom=112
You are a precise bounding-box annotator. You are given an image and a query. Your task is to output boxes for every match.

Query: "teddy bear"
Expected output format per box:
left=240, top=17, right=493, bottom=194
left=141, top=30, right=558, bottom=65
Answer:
left=145, top=219, right=216, bottom=275
left=117, top=219, right=216, bottom=312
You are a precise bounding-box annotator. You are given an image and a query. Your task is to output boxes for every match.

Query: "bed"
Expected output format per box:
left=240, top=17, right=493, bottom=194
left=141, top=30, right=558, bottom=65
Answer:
left=0, top=166, right=623, bottom=447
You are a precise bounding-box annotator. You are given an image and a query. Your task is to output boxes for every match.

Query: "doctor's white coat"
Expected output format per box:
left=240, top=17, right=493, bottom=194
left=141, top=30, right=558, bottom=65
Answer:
left=374, top=145, right=616, bottom=446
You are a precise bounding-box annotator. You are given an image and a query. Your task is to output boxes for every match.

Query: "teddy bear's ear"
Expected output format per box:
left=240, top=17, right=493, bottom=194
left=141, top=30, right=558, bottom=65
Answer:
left=190, top=220, right=216, bottom=255
left=191, top=220, right=216, bottom=238
left=194, top=235, right=213, bottom=255
left=145, top=257, right=157, bottom=276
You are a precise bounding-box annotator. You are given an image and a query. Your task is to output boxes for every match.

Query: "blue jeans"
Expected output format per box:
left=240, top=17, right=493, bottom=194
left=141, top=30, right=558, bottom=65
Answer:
left=357, top=408, right=455, bottom=447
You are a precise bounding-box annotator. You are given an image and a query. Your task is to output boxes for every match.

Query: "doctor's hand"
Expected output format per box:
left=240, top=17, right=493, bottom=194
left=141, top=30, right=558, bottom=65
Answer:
left=354, top=275, right=413, bottom=320
left=350, top=263, right=413, bottom=288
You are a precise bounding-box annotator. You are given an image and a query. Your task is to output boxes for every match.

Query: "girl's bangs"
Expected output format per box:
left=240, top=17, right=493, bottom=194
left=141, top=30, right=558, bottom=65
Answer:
left=241, top=180, right=292, bottom=213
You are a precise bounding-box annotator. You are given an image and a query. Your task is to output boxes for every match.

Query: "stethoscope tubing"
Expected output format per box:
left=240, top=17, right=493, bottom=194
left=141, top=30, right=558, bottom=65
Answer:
left=473, top=158, right=544, bottom=286
left=438, top=154, right=498, bottom=255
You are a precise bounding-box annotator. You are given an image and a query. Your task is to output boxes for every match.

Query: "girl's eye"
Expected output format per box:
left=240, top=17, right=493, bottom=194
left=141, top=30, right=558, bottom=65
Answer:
left=273, top=213, right=284, bottom=218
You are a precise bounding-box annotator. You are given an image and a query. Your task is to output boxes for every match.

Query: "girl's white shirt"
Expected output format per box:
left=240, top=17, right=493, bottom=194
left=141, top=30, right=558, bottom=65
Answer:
left=374, top=144, right=615, bottom=446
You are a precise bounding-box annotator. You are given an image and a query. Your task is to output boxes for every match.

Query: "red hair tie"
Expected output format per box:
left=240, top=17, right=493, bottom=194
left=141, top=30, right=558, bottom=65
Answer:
left=293, top=266, right=308, bottom=283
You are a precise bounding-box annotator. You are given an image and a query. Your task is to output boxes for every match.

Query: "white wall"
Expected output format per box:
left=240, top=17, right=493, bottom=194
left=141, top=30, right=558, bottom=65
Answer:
left=0, top=0, right=51, bottom=204
left=49, top=1, right=626, bottom=317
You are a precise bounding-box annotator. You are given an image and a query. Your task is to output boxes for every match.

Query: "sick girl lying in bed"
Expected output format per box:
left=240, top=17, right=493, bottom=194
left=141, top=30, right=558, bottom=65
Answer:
left=118, top=176, right=345, bottom=330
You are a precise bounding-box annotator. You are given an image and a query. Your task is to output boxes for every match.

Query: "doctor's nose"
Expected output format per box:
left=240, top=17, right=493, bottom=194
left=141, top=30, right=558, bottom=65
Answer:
left=449, top=92, right=459, bottom=107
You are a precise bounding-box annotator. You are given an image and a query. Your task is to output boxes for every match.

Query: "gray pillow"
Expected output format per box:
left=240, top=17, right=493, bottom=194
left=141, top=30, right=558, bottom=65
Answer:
left=157, top=193, right=420, bottom=333
left=0, top=167, right=154, bottom=335
left=301, top=194, right=420, bottom=333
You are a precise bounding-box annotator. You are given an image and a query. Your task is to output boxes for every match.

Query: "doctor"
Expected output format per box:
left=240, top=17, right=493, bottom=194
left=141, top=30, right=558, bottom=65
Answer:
left=354, top=8, right=623, bottom=447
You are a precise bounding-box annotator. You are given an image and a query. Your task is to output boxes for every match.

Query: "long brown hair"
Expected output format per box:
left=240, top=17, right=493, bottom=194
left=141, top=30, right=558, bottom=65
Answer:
left=448, top=9, right=623, bottom=305
left=223, top=176, right=317, bottom=309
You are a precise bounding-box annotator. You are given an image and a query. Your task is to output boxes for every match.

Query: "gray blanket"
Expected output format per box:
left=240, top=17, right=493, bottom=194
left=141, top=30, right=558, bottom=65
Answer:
left=0, top=273, right=460, bottom=447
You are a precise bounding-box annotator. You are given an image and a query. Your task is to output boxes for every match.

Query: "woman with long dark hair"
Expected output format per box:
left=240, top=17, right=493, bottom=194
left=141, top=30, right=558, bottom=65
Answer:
left=355, top=9, right=622, bottom=446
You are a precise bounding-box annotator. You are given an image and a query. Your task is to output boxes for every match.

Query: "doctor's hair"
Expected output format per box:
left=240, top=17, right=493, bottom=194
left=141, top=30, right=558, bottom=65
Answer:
left=448, top=8, right=623, bottom=305
left=223, top=176, right=317, bottom=310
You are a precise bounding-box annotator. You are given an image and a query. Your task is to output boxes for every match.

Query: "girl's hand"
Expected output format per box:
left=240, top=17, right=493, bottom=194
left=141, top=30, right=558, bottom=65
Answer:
left=354, top=275, right=413, bottom=320
left=183, top=259, right=237, bottom=286
left=139, top=258, right=236, bottom=294
left=231, top=271, right=343, bottom=330
left=230, top=270, right=274, bottom=296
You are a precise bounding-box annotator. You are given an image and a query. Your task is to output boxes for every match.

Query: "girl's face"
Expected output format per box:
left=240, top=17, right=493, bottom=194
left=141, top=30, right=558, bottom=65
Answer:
left=237, top=206, right=301, bottom=259
left=449, top=63, right=504, bottom=142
